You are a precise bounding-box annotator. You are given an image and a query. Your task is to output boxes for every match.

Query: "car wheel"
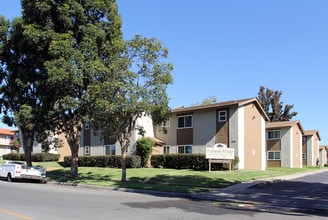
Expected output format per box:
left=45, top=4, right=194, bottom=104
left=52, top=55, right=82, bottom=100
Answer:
left=7, top=173, right=12, bottom=182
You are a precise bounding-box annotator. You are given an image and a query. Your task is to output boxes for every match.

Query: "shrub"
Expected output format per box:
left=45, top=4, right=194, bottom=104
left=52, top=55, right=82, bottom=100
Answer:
left=62, top=155, right=141, bottom=168
left=32, top=153, right=59, bottom=162
left=151, top=154, right=208, bottom=170
left=136, top=137, right=155, bottom=167
left=2, top=152, right=59, bottom=162
left=2, top=153, right=22, bottom=161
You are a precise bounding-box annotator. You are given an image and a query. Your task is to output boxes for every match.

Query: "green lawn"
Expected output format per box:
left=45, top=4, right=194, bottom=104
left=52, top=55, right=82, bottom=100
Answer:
left=32, top=161, right=322, bottom=194
left=1, top=159, right=322, bottom=194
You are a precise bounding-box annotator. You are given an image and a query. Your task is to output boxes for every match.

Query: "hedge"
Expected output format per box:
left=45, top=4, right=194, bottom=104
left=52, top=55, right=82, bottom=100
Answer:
left=151, top=154, right=240, bottom=170
left=2, top=153, right=60, bottom=162
left=62, top=155, right=141, bottom=168
left=151, top=154, right=208, bottom=170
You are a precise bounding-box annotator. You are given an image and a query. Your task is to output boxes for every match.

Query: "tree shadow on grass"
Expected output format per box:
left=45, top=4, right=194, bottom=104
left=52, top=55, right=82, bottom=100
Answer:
left=118, top=174, right=241, bottom=194
left=46, top=169, right=241, bottom=194
left=46, top=169, right=116, bottom=182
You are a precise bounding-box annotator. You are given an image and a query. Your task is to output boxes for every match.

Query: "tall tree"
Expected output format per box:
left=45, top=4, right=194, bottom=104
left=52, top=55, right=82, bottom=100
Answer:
left=1, top=0, right=125, bottom=177
left=257, top=86, right=297, bottom=121
left=88, top=35, right=173, bottom=182
left=40, top=0, right=125, bottom=178
left=0, top=14, right=51, bottom=166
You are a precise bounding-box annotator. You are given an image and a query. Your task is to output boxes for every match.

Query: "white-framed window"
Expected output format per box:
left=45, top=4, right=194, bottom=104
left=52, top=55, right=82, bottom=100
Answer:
left=267, top=130, right=281, bottom=140
left=84, top=146, right=90, bottom=155
left=177, top=115, right=193, bottom=129
left=163, top=146, right=170, bottom=154
left=302, top=136, right=307, bottom=144
left=177, top=145, right=192, bottom=154
left=105, top=145, right=116, bottom=155
left=218, top=110, right=227, bottom=122
left=84, top=123, right=90, bottom=130
left=162, top=119, right=170, bottom=128
left=267, top=151, right=280, bottom=160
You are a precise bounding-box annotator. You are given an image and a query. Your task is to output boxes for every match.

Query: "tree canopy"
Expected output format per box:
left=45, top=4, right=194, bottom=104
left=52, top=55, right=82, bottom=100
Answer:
left=0, top=0, right=173, bottom=180
left=257, top=86, right=297, bottom=122
left=88, top=35, right=173, bottom=181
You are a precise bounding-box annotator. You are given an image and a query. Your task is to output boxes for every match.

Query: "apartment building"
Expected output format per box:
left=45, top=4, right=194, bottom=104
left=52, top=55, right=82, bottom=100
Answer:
left=155, top=98, right=269, bottom=170
left=266, top=121, right=304, bottom=168
left=302, top=130, right=320, bottom=166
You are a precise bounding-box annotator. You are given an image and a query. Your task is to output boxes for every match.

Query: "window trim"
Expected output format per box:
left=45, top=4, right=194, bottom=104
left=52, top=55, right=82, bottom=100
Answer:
left=104, top=145, right=116, bottom=155
left=302, top=136, right=306, bottom=144
left=302, top=153, right=306, bottom=160
left=177, top=145, right=192, bottom=154
left=267, top=151, right=280, bottom=160
left=163, top=145, right=170, bottom=154
left=162, top=119, right=170, bottom=128
left=84, top=146, right=90, bottom=155
left=177, top=115, right=193, bottom=129
left=267, top=130, right=281, bottom=140
left=218, top=110, right=227, bottom=122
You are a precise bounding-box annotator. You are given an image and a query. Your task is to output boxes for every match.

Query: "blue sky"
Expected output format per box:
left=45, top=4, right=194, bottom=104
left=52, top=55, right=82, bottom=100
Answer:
left=1, top=0, right=327, bottom=145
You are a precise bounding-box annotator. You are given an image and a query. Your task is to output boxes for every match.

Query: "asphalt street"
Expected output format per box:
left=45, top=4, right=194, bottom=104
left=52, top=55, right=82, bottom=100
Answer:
left=191, top=168, right=328, bottom=216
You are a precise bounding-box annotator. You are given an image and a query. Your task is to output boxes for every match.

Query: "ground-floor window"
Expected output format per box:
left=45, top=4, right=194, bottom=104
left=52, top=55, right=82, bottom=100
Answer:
left=267, top=151, right=280, bottom=160
left=163, top=146, right=170, bottom=154
left=84, top=146, right=90, bottom=155
left=105, top=145, right=116, bottom=155
left=177, top=145, right=192, bottom=154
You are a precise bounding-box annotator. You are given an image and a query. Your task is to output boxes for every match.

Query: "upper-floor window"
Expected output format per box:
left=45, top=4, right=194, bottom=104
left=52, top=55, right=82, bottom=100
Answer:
left=267, top=130, right=281, bottom=140
left=218, top=110, right=227, bottom=122
left=302, top=136, right=307, bottom=144
left=177, top=115, right=193, bottom=129
left=162, top=119, right=170, bottom=128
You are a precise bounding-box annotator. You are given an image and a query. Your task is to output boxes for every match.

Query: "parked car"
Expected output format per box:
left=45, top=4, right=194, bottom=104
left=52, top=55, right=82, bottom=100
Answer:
left=0, top=161, right=46, bottom=183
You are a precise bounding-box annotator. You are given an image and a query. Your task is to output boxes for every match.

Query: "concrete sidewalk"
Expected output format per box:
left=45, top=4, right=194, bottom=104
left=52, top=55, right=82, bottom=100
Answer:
left=191, top=168, right=328, bottom=215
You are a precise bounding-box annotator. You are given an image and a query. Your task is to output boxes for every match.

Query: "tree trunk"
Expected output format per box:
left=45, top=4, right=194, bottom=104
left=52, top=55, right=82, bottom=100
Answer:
left=120, top=133, right=132, bottom=182
left=70, top=146, right=79, bottom=178
left=65, top=120, right=82, bottom=179
left=121, top=148, right=127, bottom=182
left=21, top=128, right=34, bottom=167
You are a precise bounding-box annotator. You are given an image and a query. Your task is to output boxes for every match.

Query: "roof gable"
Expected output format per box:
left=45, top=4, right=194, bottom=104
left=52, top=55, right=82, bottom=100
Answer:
left=266, top=120, right=304, bottom=134
left=303, top=130, right=321, bottom=141
left=172, top=97, right=270, bottom=121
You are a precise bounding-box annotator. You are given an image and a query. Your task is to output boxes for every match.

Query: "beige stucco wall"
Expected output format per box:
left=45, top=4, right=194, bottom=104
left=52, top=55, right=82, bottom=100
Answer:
left=56, top=133, right=71, bottom=161
left=243, top=103, right=265, bottom=170
left=154, top=114, right=177, bottom=147
left=313, top=133, right=320, bottom=166
left=292, top=124, right=302, bottom=168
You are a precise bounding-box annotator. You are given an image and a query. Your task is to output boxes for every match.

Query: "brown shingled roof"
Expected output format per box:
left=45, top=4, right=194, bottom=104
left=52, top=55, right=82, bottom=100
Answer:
left=172, top=97, right=265, bottom=113
left=266, top=120, right=304, bottom=134
left=171, top=97, right=270, bottom=121
left=303, top=130, right=321, bottom=141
